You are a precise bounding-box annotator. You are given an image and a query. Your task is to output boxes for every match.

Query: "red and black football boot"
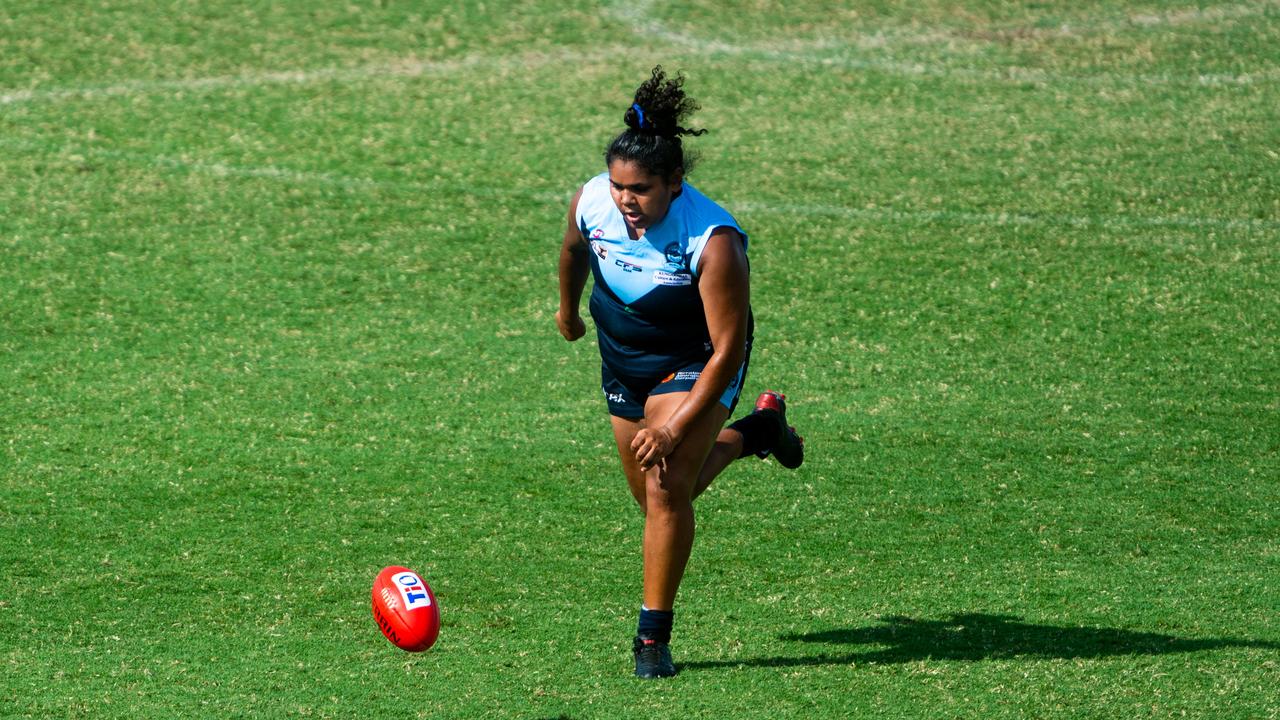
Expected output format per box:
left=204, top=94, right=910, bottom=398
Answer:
left=753, top=391, right=804, bottom=469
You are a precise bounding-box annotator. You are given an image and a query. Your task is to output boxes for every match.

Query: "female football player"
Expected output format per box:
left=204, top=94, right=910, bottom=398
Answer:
left=556, top=66, right=804, bottom=679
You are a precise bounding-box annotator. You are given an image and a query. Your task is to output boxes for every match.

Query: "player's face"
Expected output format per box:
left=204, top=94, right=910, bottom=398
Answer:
left=607, top=160, right=683, bottom=232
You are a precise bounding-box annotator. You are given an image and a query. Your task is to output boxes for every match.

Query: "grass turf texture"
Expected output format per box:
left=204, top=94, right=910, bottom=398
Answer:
left=2, top=1, right=1278, bottom=717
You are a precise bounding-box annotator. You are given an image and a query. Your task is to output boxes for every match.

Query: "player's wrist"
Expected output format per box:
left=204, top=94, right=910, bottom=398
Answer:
left=657, top=424, right=680, bottom=447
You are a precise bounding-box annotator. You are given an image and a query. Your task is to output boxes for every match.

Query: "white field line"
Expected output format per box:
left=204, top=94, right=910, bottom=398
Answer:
left=731, top=200, right=1280, bottom=233
left=696, top=42, right=1280, bottom=88
left=5, top=45, right=1271, bottom=109
left=15, top=141, right=1273, bottom=233
left=609, top=0, right=1280, bottom=47
left=1125, top=1, right=1277, bottom=29
left=606, top=0, right=1280, bottom=87
left=3, top=2, right=1276, bottom=105
left=832, top=1, right=1280, bottom=48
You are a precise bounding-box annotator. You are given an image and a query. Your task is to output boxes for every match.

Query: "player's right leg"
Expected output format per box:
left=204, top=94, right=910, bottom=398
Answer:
left=610, top=414, right=648, bottom=510
left=601, top=361, right=652, bottom=509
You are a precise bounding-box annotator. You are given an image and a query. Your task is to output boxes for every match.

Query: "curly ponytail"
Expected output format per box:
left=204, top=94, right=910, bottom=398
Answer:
left=605, top=66, right=707, bottom=179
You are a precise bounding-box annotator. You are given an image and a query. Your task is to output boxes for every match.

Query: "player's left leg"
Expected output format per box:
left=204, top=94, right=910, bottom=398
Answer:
left=637, top=391, right=728, bottom=612
left=691, top=427, right=744, bottom=499
left=631, top=391, right=729, bottom=678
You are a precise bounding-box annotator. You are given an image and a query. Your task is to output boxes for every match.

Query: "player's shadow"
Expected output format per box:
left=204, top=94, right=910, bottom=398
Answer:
left=683, top=613, right=1278, bottom=671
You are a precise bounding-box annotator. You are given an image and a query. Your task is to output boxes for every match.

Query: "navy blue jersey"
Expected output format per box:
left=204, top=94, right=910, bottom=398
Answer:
left=575, top=172, right=750, bottom=379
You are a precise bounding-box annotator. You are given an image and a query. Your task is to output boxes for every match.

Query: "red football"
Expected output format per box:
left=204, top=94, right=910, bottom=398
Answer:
left=371, top=565, right=440, bottom=652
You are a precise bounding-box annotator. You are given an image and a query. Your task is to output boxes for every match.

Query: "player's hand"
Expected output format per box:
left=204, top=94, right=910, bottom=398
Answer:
left=632, top=425, right=677, bottom=470
left=556, top=309, right=586, bottom=341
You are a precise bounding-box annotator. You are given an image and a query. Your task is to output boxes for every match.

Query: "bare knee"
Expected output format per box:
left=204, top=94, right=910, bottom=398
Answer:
left=645, top=470, right=694, bottom=517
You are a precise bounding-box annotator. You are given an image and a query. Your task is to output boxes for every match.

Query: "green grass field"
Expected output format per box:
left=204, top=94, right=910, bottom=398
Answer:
left=3, top=1, right=1278, bottom=717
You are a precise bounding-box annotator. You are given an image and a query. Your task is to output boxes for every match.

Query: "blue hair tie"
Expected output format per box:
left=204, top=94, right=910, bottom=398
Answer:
left=631, top=103, right=646, bottom=129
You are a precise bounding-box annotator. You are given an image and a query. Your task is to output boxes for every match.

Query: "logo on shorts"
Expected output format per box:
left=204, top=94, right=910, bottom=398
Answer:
left=662, top=371, right=701, bottom=383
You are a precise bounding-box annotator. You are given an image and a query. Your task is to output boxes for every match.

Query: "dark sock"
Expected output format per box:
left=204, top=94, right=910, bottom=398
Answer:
left=728, top=412, right=777, bottom=458
left=637, top=606, right=674, bottom=644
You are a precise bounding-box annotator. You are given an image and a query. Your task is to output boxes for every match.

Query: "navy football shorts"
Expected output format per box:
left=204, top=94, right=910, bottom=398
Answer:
left=600, top=343, right=751, bottom=419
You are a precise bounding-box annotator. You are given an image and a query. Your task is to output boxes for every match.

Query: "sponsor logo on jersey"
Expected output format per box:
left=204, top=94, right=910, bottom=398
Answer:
left=590, top=240, right=608, bottom=260
left=591, top=229, right=606, bottom=239
left=615, top=258, right=643, bottom=273
left=653, top=270, right=692, bottom=286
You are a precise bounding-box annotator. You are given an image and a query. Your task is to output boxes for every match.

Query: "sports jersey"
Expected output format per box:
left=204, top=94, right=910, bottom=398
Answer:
left=575, top=172, right=751, bottom=379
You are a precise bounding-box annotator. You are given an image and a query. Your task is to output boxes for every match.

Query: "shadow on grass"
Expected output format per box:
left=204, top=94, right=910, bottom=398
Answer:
left=683, top=613, right=1279, bottom=671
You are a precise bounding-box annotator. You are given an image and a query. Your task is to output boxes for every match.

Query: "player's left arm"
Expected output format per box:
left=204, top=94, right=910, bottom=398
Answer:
left=632, top=227, right=749, bottom=468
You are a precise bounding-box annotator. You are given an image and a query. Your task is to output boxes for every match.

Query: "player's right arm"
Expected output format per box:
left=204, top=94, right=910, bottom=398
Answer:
left=556, top=187, right=589, bottom=341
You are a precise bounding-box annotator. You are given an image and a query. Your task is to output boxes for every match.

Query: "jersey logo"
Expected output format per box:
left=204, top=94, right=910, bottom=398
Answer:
left=590, top=240, right=608, bottom=260
left=664, top=243, right=683, bottom=264
left=615, top=258, right=643, bottom=273
left=660, top=242, right=690, bottom=277
left=652, top=270, right=692, bottom=286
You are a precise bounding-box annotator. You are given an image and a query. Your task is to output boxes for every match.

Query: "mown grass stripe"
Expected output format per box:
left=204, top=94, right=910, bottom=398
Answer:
left=0, top=45, right=624, bottom=106
left=5, top=138, right=1271, bottom=233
